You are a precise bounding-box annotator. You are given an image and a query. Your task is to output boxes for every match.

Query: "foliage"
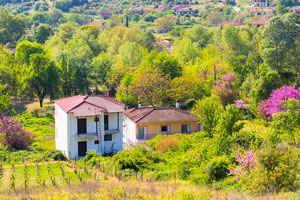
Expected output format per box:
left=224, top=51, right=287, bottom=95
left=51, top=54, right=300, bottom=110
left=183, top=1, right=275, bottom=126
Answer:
left=258, top=85, right=300, bottom=118
left=214, top=72, right=238, bottom=107
left=192, top=96, right=223, bottom=136
left=0, top=115, right=35, bottom=150
left=206, top=156, right=231, bottom=183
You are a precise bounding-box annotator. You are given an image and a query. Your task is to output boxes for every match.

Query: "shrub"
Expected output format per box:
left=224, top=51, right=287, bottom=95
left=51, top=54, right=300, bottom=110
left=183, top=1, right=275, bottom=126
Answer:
left=232, top=131, right=263, bottom=149
left=113, top=146, right=162, bottom=171
left=156, top=136, right=180, bottom=153
left=206, top=156, right=231, bottom=183
left=258, top=85, right=300, bottom=118
left=0, top=115, right=35, bottom=149
left=241, top=145, right=300, bottom=194
left=43, top=150, right=67, bottom=161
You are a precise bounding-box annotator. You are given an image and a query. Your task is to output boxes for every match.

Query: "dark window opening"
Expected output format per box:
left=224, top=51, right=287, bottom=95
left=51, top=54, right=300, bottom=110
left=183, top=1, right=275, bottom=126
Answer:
left=95, top=140, right=99, bottom=144
left=104, top=115, right=109, bottom=130
left=77, top=118, right=87, bottom=134
left=78, top=141, right=87, bottom=157
left=104, top=134, right=112, bottom=141
left=161, top=125, right=169, bottom=133
left=182, top=124, right=189, bottom=133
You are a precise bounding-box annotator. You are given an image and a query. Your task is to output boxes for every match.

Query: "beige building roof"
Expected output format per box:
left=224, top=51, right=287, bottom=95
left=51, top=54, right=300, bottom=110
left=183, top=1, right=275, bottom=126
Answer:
left=124, top=105, right=198, bottom=123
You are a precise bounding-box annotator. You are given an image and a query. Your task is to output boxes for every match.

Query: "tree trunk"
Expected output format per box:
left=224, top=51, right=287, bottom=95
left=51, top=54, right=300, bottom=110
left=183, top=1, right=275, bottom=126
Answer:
left=39, top=98, right=43, bottom=108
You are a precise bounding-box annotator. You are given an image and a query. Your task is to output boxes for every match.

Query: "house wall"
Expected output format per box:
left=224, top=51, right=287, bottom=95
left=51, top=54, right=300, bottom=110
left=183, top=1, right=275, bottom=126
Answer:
left=55, top=104, right=69, bottom=157
left=137, top=121, right=200, bottom=140
left=123, top=116, right=137, bottom=145
left=57, top=111, right=123, bottom=159
left=104, top=113, right=123, bottom=154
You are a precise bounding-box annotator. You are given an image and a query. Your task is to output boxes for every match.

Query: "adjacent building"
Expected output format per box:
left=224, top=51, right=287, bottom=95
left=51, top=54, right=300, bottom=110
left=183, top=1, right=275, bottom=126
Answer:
left=54, top=95, right=125, bottom=159
left=123, top=103, right=201, bottom=146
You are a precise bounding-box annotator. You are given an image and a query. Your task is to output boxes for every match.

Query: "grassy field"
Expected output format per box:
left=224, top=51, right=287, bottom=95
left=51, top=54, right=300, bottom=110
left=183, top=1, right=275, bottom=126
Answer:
left=0, top=161, right=95, bottom=193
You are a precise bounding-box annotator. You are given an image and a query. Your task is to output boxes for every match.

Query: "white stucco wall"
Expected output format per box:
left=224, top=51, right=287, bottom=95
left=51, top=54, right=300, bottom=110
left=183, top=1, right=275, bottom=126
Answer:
left=123, top=116, right=137, bottom=145
left=56, top=109, right=124, bottom=159
left=104, top=113, right=123, bottom=154
left=55, top=104, right=69, bottom=157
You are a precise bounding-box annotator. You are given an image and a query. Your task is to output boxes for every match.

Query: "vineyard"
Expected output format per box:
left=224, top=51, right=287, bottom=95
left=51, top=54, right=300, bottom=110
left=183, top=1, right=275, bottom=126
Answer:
left=0, top=161, right=96, bottom=192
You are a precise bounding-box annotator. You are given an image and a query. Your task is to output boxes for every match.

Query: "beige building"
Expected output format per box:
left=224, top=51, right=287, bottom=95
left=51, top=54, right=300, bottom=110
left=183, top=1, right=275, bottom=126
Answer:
left=123, top=103, right=201, bottom=146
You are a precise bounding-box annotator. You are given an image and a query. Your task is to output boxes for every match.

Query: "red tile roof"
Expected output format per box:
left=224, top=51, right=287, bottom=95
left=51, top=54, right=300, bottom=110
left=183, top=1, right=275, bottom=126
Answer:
left=218, top=20, right=243, bottom=27
left=248, top=18, right=268, bottom=25
left=124, top=105, right=198, bottom=123
left=55, top=95, right=125, bottom=115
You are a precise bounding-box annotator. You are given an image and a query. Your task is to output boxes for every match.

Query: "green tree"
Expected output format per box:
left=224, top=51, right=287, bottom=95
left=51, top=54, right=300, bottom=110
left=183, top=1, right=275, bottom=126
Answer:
left=33, top=24, right=54, bottom=44
left=0, top=9, right=26, bottom=46
left=154, top=15, right=175, bottom=32
left=192, top=96, right=223, bottom=136
left=25, top=53, right=60, bottom=107
left=15, top=41, right=45, bottom=65
left=133, top=68, right=170, bottom=105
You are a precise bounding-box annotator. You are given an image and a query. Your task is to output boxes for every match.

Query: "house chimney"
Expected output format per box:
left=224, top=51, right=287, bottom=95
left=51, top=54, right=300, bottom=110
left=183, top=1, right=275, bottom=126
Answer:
left=138, top=101, right=142, bottom=108
left=107, top=89, right=111, bottom=97
left=176, top=100, right=180, bottom=109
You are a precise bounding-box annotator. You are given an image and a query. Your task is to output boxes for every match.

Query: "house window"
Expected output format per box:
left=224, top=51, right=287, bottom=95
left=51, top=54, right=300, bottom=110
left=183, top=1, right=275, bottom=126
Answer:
left=104, top=115, right=109, bottom=130
left=161, top=125, right=169, bottom=133
left=181, top=124, right=190, bottom=133
left=94, top=140, right=99, bottom=144
left=104, top=134, right=112, bottom=141
left=77, top=118, right=87, bottom=134
left=138, top=127, right=147, bottom=140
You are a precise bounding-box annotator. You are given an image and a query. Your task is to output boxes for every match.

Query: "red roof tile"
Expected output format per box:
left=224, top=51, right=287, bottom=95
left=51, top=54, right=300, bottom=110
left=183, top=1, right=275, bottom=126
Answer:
left=218, top=20, right=243, bottom=26
left=248, top=18, right=268, bottom=25
left=55, top=95, right=125, bottom=114
left=124, top=106, right=198, bottom=123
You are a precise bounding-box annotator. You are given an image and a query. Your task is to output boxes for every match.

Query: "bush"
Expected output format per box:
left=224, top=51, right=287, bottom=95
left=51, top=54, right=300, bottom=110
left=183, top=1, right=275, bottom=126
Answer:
left=113, top=146, right=162, bottom=171
left=206, top=156, right=231, bottom=183
left=232, top=130, right=263, bottom=149
left=43, top=150, right=67, bottom=161
left=156, top=136, right=180, bottom=153
left=0, top=115, right=35, bottom=150
left=241, top=145, right=300, bottom=194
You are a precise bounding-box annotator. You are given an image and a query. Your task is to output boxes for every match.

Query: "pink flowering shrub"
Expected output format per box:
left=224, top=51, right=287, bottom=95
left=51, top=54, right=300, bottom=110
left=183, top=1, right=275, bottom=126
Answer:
left=173, top=5, right=182, bottom=10
left=228, top=150, right=256, bottom=181
left=235, top=100, right=244, bottom=108
left=158, top=5, right=167, bottom=11
left=0, top=115, right=35, bottom=149
left=258, top=85, right=300, bottom=118
left=214, top=72, right=238, bottom=107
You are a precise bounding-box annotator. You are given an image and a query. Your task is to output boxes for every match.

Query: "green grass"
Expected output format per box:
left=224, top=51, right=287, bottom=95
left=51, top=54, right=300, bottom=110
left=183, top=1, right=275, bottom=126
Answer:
left=0, top=162, right=94, bottom=192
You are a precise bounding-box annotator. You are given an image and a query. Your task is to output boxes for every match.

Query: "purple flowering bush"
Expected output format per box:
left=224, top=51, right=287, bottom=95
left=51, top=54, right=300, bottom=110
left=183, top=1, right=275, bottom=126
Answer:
left=258, top=85, right=300, bottom=118
left=228, top=150, right=256, bottom=181
left=214, top=72, right=238, bottom=107
left=0, top=115, right=35, bottom=150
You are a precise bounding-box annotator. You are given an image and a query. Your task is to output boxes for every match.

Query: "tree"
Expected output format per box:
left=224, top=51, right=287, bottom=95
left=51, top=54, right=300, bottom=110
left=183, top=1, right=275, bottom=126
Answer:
left=33, top=24, right=54, bottom=44
left=258, top=85, right=300, bottom=118
left=168, top=76, right=199, bottom=102
left=0, top=91, right=13, bottom=115
left=0, top=9, right=26, bottom=46
left=0, top=115, right=35, bottom=150
left=48, top=8, right=64, bottom=26
left=213, top=72, right=238, bottom=107
left=64, top=39, right=93, bottom=95
left=133, top=68, right=170, bottom=105
left=217, top=104, right=243, bottom=136
left=116, top=73, right=137, bottom=107
left=192, top=96, right=223, bottom=136
left=15, top=41, right=45, bottom=65
left=261, top=14, right=300, bottom=83
left=25, top=53, right=60, bottom=107
left=154, top=15, right=175, bottom=32
left=141, top=51, right=182, bottom=79
left=90, top=53, right=112, bottom=91
left=172, top=38, right=200, bottom=64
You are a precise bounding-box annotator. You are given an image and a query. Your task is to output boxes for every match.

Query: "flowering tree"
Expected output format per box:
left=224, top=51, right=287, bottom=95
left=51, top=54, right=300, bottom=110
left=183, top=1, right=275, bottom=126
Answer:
left=214, top=72, right=238, bottom=107
left=258, top=85, right=300, bottom=118
left=229, top=150, right=256, bottom=181
left=0, top=115, right=35, bottom=149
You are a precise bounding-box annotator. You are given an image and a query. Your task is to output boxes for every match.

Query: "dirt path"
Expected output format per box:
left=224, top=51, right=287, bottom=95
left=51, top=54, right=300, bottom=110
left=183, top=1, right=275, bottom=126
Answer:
left=1, top=167, right=11, bottom=191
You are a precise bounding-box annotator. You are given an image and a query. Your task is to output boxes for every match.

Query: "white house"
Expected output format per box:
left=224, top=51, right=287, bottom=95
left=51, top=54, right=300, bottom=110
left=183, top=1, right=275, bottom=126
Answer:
left=54, top=95, right=125, bottom=159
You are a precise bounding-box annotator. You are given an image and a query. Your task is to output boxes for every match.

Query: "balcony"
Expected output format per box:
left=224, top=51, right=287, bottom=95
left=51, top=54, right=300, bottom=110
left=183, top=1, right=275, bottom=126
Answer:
left=105, top=129, right=120, bottom=134
left=77, top=133, right=98, bottom=139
